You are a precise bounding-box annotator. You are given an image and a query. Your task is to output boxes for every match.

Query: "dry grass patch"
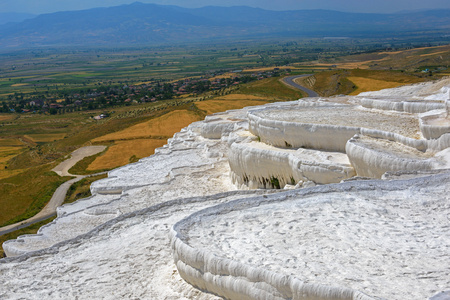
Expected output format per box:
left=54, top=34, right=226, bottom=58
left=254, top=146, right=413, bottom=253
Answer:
left=328, top=45, right=450, bottom=71
left=92, top=110, right=202, bottom=142
left=0, top=146, right=24, bottom=179
left=197, top=98, right=270, bottom=115
left=243, top=66, right=299, bottom=72
left=0, top=146, right=23, bottom=162
left=209, top=73, right=235, bottom=80
left=420, top=51, right=448, bottom=57
left=213, top=94, right=267, bottom=101
left=309, top=69, right=426, bottom=96
left=0, top=164, right=70, bottom=226
left=24, top=133, right=66, bottom=143
left=315, top=62, right=371, bottom=69
left=0, top=138, right=23, bottom=146
left=0, top=115, right=14, bottom=122
left=0, top=169, right=24, bottom=180
left=348, top=77, right=410, bottom=95
left=87, top=139, right=167, bottom=171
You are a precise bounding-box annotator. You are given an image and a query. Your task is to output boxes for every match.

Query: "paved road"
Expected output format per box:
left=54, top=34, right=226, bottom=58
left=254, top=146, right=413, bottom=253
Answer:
left=0, top=146, right=107, bottom=236
left=282, top=74, right=319, bottom=97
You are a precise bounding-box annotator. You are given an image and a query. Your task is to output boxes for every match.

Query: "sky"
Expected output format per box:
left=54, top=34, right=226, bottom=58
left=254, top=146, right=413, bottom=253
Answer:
left=1, top=0, right=450, bottom=14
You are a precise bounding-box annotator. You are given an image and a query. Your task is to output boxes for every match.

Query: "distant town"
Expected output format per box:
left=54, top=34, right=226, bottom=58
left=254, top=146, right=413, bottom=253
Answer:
left=1, top=69, right=288, bottom=114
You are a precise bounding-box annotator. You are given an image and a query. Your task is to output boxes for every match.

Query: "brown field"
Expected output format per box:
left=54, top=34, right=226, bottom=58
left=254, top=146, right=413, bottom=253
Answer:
left=134, top=81, right=152, bottom=85
left=89, top=98, right=274, bottom=170
left=211, top=94, right=267, bottom=101
left=24, top=133, right=66, bottom=143
left=88, top=109, right=205, bottom=170
left=0, top=146, right=24, bottom=179
left=314, top=61, right=374, bottom=69
left=377, top=50, right=404, bottom=55
left=209, top=73, right=236, bottom=80
left=92, top=110, right=202, bottom=142
left=243, top=66, right=300, bottom=72
left=0, top=140, right=27, bottom=180
left=0, top=115, right=14, bottom=122
left=322, top=45, right=450, bottom=71
left=0, top=93, right=14, bottom=97
left=0, top=147, right=23, bottom=161
left=87, top=139, right=167, bottom=171
left=0, top=168, right=24, bottom=180
left=420, top=51, right=448, bottom=57
left=317, top=61, right=372, bottom=69
left=348, top=77, right=411, bottom=95
left=197, top=96, right=270, bottom=115
left=308, top=69, right=427, bottom=96
left=0, top=138, right=23, bottom=146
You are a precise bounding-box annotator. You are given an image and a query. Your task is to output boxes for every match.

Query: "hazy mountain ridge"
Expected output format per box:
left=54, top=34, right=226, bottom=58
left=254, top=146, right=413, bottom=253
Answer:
left=0, top=2, right=449, bottom=48
left=0, top=12, right=36, bottom=25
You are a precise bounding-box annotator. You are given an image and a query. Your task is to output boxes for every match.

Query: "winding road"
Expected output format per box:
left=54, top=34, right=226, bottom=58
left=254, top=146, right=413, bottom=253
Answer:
left=282, top=74, right=319, bottom=97
left=0, top=146, right=106, bottom=236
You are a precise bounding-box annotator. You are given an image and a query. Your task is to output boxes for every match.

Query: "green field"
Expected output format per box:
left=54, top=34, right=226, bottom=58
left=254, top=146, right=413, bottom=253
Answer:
left=3, top=38, right=440, bottom=100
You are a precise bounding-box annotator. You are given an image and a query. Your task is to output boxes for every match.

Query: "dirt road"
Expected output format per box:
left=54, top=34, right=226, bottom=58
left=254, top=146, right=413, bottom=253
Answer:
left=0, top=146, right=106, bottom=236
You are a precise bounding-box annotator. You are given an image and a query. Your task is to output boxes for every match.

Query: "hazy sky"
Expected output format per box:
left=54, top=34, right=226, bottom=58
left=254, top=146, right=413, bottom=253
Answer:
left=1, top=0, right=450, bottom=14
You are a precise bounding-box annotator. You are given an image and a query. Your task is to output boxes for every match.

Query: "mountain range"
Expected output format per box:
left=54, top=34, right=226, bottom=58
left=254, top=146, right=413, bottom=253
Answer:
left=1, top=2, right=449, bottom=49
left=0, top=12, right=35, bottom=25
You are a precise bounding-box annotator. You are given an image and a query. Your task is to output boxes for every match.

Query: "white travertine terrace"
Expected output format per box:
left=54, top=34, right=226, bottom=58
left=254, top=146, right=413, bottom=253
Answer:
left=229, top=141, right=356, bottom=188
left=355, top=80, right=450, bottom=113
left=171, top=172, right=450, bottom=300
left=1, top=78, right=450, bottom=300
left=420, top=110, right=450, bottom=139
left=345, top=135, right=435, bottom=178
left=3, top=126, right=237, bottom=257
